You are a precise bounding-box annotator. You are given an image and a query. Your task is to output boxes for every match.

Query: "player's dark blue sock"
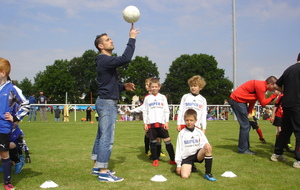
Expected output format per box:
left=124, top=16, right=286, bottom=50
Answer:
left=2, top=158, right=12, bottom=183
left=9, top=148, right=20, bottom=163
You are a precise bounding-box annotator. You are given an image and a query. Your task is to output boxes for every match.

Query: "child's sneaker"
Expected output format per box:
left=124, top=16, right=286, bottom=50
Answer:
left=152, top=159, right=159, bottom=167
left=285, top=144, right=294, bottom=153
left=14, top=160, right=25, bottom=174
left=25, top=155, right=31, bottom=163
left=293, top=161, right=300, bottom=169
left=259, top=138, right=267, bottom=144
left=98, top=171, right=123, bottom=182
left=169, top=160, right=176, bottom=165
left=270, top=154, right=287, bottom=162
left=204, top=173, right=216, bottom=181
left=4, top=182, right=15, bottom=190
left=92, top=168, right=115, bottom=176
left=145, top=151, right=151, bottom=156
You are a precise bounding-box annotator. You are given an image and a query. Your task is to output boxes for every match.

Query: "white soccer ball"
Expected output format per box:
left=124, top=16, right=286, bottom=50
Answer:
left=123, top=5, right=140, bottom=23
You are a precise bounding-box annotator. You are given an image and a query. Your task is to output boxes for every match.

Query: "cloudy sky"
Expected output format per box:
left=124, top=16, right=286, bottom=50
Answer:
left=1, top=0, right=299, bottom=87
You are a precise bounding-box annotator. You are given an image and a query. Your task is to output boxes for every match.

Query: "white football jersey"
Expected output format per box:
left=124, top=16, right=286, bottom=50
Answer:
left=177, top=93, right=207, bottom=129
left=142, top=93, right=169, bottom=124
left=175, top=127, right=209, bottom=167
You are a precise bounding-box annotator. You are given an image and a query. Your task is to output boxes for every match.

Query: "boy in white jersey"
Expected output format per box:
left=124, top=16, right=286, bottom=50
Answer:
left=142, top=78, right=175, bottom=167
left=175, top=109, right=216, bottom=181
left=177, top=75, right=207, bottom=134
left=128, top=78, right=165, bottom=158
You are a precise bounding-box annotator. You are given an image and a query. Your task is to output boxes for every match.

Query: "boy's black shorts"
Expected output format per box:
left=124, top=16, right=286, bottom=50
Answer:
left=147, top=123, right=170, bottom=140
left=181, top=149, right=204, bottom=165
left=273, top=116, right=282, bottom=127
left=0, top=133, right=10, bottom=151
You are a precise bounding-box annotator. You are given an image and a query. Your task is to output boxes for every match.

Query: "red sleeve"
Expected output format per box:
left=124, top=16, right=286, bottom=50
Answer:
left=230, top=80, right=257, bottom=103
left=255, top=81, right=276, bottom=107
left=230, top=80, right=276, bottom=113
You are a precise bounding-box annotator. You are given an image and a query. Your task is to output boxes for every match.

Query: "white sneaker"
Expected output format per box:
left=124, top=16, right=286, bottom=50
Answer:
left=270, top=154, right=287, bottom=162
left=293, top=161, right=300, bottom=169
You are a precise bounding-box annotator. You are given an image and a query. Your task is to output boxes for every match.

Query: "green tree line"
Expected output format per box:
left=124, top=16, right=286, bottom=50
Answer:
left=15, top=50, right=233, bottom=104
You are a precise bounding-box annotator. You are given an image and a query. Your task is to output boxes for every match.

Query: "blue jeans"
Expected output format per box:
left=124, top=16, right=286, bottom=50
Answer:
left=91, top=98, right=118, bottom=168
left=28, top=107, right=36, bottom=121
left=229, top=99, right=251, bottom=152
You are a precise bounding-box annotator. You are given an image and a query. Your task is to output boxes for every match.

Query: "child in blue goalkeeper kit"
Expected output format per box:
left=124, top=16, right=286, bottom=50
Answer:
left=0, top=57, right=30, bottom=190
left=9, top=122, right=31, bottom=174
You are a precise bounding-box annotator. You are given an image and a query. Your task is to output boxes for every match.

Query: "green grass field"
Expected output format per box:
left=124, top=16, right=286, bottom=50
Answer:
left=3, top=111, right=300, bottom=190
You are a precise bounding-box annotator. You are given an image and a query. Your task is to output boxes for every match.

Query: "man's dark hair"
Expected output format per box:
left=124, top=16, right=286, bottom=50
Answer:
left=297, top=53, right=300, bottom=62
left=265, top=76, right=277, bottom=84
left=94, top=33, right=107, bottom=52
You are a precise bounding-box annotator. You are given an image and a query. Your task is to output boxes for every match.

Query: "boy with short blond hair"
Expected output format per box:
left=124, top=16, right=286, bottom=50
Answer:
left=142, top=78, right=175, bottom=167
left=177, top=75, right=207, bottom=133
left=175, top=109, right=216, bottom=181
left=0, top=58, right=30, bottom=190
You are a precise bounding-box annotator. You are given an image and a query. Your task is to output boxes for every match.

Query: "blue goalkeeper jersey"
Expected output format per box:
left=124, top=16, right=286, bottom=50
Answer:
left=10, top=124, right=24, bottom=145
left=0, top=81, right=30, bottom=134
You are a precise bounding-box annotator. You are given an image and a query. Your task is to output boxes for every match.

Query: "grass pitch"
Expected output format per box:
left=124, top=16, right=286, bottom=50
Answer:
left=3, top=112, right=300, bottom=190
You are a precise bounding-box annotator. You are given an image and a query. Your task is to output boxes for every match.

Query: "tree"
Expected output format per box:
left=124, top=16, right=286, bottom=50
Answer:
left=69, top=50, right=98, bottom=104
left=118, top=56, right=159, bottom=103
left=162, top=53, right=233, bottom=104
left=32, top=50, right=98, bottom=104
left=34, top=59, right=76, bottom=103
left=18, top=77, right=34, bottom=98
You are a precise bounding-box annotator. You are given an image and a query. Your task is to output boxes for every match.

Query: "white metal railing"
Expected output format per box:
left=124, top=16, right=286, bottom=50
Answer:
left=29, top=104, right=268, bottom=122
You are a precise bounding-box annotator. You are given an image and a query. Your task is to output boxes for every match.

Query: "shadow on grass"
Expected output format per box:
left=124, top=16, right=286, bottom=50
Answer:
left=135, top=146, right=175, bottom=165
left=14, top=168, right=43, bottom=186
left=214, top=138, right=237, bottom=153
left=215, top=138, right=295, bottom=167
left=110, top=156, right=127, bottom=170
left=136, top=146, right=153, bottom=163
left=254, top=143, right=296, bottom=167
left=215, top=137, right=276, bottom=154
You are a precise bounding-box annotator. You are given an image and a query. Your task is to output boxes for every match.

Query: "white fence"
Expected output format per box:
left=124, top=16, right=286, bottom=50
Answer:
left=30, top=104, right=269, bottom=122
